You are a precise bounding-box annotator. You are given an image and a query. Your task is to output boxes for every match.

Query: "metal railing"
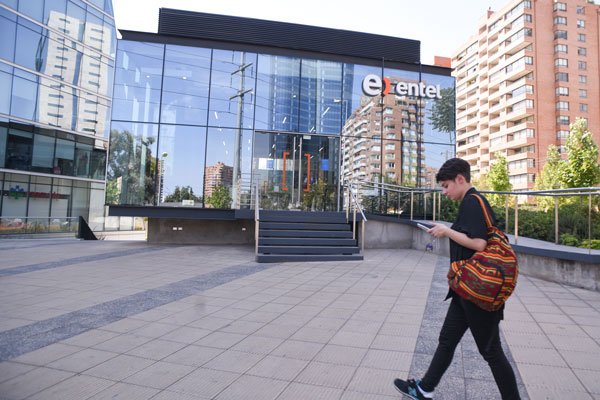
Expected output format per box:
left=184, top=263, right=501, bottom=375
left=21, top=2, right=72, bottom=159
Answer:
left=344, top=183, right=367, bottom=253
left=349, top=180, right=600, bottom=254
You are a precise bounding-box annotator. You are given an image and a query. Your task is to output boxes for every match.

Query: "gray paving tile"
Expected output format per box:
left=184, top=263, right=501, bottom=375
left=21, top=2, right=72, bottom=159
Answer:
left=215, top=375, right=288, bottom=400
left=0, top=366, right=74, bottom=399
left=87, top=382, right=160, bottom=400
left=46, top=348, right=119, bottom=373
left=276, top=381, right=343, bottom=399
left=84, top=354, right=155, bottom=381
left=203, top=350, right=264, bottom=373
left=295, top=360, right=356, bottom=389
left=246, top=355, right=308, bottom=381
left=27, top=374, right=115, bottom=400
left=166, top=367, right=239, bottom=398
left=124, top=361, right=195, bottom=389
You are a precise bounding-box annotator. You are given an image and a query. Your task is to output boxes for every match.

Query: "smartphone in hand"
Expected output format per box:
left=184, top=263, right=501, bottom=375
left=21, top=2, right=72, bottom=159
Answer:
left=417, top=223, right=432, bottom=232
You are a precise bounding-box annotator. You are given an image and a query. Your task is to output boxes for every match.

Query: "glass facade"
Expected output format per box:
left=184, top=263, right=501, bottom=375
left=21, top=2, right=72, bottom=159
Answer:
left=0, top=0, right=116, bottom=230
left=109, top=38, right=454, bottom=212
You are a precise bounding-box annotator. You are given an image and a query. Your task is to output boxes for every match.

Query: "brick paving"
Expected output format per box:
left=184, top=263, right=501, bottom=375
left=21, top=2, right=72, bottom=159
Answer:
left=0, top=239, right=599, bottom=399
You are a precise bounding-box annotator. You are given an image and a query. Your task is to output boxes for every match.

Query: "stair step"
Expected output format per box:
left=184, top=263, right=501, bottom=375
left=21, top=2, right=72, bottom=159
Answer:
left=259, top=230, right=353, bottom=238
left=258, top=245, right=360, bottom=254
left=259, top=211, right=348, bottom=223
left=259, top=237, right=356, bottom=246
left=260, top=222, right=351, bottom=231
left=256, top=254, right=364, bottom=263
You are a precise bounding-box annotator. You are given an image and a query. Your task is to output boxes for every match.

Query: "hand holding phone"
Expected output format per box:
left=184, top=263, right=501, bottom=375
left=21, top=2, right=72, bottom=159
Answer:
left=417, top=223, right=432, bottom=232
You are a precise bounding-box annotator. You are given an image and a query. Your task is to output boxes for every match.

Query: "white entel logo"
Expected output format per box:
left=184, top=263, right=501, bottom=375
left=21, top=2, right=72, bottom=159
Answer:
left=362, top=74, right=442, bottom=99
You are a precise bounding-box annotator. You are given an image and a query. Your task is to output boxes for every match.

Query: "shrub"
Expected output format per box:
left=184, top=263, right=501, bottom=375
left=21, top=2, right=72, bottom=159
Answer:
left=580, top=239, right=600, bottom=250
left=560, top=233, right=580, bottom=247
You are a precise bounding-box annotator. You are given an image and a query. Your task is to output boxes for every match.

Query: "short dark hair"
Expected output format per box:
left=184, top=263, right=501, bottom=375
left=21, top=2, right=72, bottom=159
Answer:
left=436, top=158, right=471, bottom=182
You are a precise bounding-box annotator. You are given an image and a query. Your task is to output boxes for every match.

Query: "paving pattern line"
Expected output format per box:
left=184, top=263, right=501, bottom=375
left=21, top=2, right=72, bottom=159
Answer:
left=0, top=261, right=276, bottom=361
left=0, top=246, right=169, bottom=276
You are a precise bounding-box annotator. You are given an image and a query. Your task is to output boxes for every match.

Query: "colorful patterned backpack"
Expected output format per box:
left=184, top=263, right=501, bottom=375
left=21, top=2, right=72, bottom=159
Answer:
left=447, top=194, right=519, bottom=311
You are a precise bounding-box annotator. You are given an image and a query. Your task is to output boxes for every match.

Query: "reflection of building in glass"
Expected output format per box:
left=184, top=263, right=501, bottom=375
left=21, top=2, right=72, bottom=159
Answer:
left=341, top=79, right=425, bottom=186
left=204, top=162, right=233, bottom=199
left=0, top=0, right=116, bottom=230
left=38, top=10, right=113, bottom=136
left=106, top=8, right=453, bottom=225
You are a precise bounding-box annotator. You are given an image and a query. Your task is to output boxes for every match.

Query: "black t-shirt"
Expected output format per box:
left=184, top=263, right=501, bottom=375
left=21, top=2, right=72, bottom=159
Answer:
left=449, top=187, right=496, bottom=263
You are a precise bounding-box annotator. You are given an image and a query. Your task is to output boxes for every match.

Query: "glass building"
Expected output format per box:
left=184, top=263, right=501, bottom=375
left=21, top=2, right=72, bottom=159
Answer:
left=0, top=0, right=116, bottom=232
left=108, top=9, right=455, bottom=218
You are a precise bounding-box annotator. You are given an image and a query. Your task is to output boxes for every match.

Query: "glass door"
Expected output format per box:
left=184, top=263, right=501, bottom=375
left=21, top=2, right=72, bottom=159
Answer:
left=253, top=131, right=339, bottom=211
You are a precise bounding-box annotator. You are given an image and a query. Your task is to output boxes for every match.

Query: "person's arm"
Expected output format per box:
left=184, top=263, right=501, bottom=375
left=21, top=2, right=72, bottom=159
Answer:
left=426, top=223, right=487, bottom=252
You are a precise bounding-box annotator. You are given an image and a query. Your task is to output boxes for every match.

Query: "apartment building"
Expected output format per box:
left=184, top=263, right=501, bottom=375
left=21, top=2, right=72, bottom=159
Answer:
left=453, top=0, right=600, bottom=190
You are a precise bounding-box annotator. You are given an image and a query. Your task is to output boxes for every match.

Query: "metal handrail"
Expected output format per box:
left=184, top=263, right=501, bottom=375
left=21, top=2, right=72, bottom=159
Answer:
left=344, top=183, right=367, bottom=253
left=349, top=180, right=599, bottom=254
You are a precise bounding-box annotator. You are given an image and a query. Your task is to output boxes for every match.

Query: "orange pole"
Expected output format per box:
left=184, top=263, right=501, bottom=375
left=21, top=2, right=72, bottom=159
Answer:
left=282, top=151, right=289, bottom=191
left=304, top=153, right=311, bottom=192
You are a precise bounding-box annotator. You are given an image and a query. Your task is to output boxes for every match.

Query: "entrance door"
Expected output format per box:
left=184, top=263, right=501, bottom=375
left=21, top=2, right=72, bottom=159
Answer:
left=253, top=131, right=339, bottom=211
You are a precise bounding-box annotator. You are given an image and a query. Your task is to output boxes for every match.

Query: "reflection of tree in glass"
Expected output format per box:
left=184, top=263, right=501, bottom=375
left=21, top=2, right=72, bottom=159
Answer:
left=206, top=184, right=232, bottom=209
left=164, top=186, right=202, bottom=203
left=428, top=87, right=456, bottom=136
left=106, top=129, right=156, bottom=205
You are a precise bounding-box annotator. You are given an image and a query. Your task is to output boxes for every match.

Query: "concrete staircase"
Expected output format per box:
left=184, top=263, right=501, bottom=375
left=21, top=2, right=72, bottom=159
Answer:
left=256, top=211, right=363, bottom=263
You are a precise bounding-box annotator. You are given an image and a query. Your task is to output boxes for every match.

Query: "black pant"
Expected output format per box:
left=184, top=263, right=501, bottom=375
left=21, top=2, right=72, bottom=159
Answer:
left=420, top=296, right=521, bottom=400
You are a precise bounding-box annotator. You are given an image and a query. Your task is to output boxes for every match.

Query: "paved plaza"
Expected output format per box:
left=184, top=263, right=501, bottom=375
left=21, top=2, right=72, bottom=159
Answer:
left=0, top=238, right=599, bottom=399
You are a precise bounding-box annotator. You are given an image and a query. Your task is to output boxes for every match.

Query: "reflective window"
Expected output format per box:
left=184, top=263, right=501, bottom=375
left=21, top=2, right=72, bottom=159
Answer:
left=204, top=127, right=237, bottom=208
left=0, top=12, right=16, bottom=62
left=11, top=72, right=38, bottom=121
left=50, top=180, right=71, bottom=218
left=72, top=181, right=90, bottom=221
left=112, top=41, right=164, bottom=123
left=6, top=128, right=33, bottom=171
left=2, top=174, right=29, bottom=218
left=15, top=24, right=47, bottom=72
left=161, top=45, right=211, bottom=125
left=0, top=67, right=12, bottom=115
left=28, top=177, right=51, bottom=218
left=31, top=132, right=55, bottom=173
left=157, top=125, right=206, bottom=206
left=90, top=148, right=106, bottom=180
left=255, top=54, right=300, bottom=132
left=66, top=0, right=86, bottom=42
left=0, top=123, right=7, bottom=168
left=107, top=121, right=158, bottom=205
left=43, top=0, right=67, bottom=30
left=299, top=59, right=343, bottom=134
left=74, top=141, right=93, bottom=177
left=55, top=136, right=75, bottom=175
left=18, top=0, right=44, bottom=22
left=208, top=50, right=256, bottom=130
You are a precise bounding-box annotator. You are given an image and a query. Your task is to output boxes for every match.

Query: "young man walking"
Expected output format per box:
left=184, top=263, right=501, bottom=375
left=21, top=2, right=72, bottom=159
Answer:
left=394, top=158, right=520, bottom=400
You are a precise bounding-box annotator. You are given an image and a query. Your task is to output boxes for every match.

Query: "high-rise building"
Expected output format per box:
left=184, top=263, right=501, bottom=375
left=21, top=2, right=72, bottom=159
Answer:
left=0, top=0, right=116, bottom=230
left=453, top=0, right=600, bottom=190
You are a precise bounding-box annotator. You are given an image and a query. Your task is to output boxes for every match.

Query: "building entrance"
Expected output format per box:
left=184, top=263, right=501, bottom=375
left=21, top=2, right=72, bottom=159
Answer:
left=253, top=131, right=340, bottom=211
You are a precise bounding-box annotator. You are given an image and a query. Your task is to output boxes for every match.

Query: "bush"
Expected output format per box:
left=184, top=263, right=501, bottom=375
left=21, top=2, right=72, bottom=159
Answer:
left=560, top=233, right=580, bottom=247
left=580, top=239, right=600, bottom=250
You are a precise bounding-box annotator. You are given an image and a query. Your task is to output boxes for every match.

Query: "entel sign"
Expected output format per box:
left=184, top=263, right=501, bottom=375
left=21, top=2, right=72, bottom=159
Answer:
left=362, top=74, right=442, bottom=99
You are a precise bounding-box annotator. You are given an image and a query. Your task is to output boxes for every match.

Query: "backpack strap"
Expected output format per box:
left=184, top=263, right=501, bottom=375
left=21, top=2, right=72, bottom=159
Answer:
left=470, top=194, right=494, bottom=229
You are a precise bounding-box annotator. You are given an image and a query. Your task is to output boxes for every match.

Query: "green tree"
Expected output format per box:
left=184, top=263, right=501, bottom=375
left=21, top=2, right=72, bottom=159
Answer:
left=534, top=145, right=564, bottom=211
left=487, top=153, right=512, bottom=208
left=561, top=118, right=600, bottom=188
left=429, top=87, right=456, bottom=135
left=106, top=129, right=157, bottom=205
left=206, top=185, right=232, bottom=209
left=164, top=186, right=202, bottom=203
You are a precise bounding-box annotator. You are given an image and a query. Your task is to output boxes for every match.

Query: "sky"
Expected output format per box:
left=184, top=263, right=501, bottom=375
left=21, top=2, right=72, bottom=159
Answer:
left=112, top=0, right=510, bottom=64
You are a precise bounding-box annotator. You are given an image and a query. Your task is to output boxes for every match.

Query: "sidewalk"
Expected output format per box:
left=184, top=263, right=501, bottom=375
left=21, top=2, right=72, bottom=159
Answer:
left=0, top=239, right=598, bottom=399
